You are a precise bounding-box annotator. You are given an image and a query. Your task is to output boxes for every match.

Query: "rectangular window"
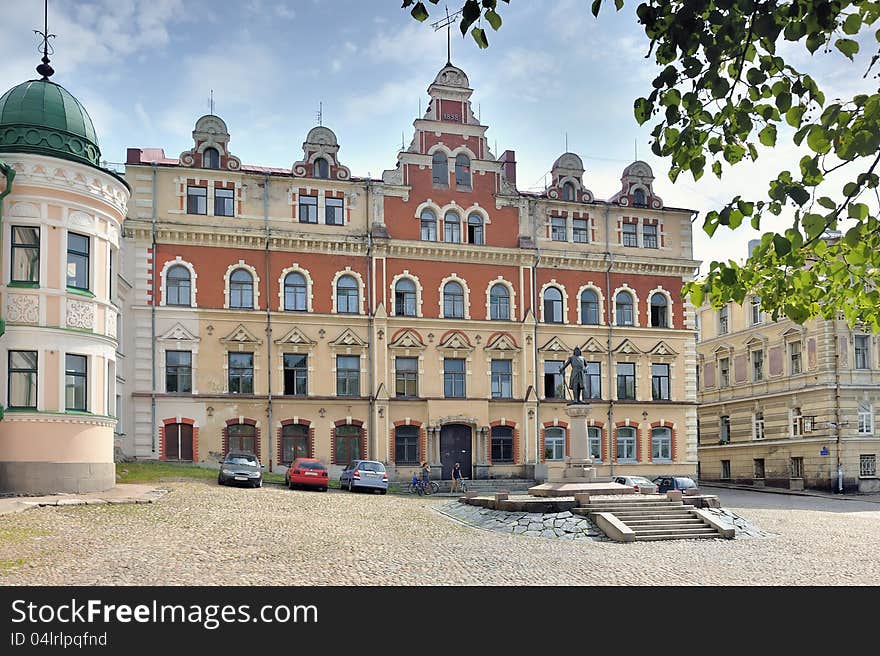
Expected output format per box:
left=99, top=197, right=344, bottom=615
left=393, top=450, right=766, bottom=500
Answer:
left=860, top=454, right=877, bottom=477
left=395, top=357, right=418, bottom=398
left=228, top=352, right=254, bottom=394
left=616, top=362, right=636, bottom=400
left=298, top=195, right=318, bottom=223
left=66, top=232, right=90, bottom=291
left=7, top=350, right=37, bottom=409
left=165, top=350, right=192, bottom=393
left=11, top=226, right=40, bottom=283
left=790, top=456, right=804, bottom=479
left=754, top=458, right=765, bottom=479
left=551, top=217, right=566, bottom=241
left=616, top=430, right=637, bottom=461
left=720, top=415, right=730, bottom=444
left=186, top=185, right=207, bottom=214
left=858, top=402, right=873, bottom=434
left=752, top=349, right=764, bottom=382
left=65, top=353, right=87, bottom=411
left=334, top=425, right=361, bottom=465
left=336, top=355, right=360, bottom=397
left=651, top=429, right=672, bottom=461
left=651, top=363, right=670, bottom=400
left=585, top=361, right=601, bottom=399
left=588, top=427, right=602, bottom=462
left=491, top=359, right=513, bottom=399
left=753, top=412, right=765, bottom=440
left=395, top=427, right=419, bottom=465
left=854, top=335, right=870, bottom=369
left=718, top=306, right=729, bottom=335
left=281, top=425, right=310, bottom=464
left=214, top=187, right=234, bottom=217
left=791, top=408, right=804, bottom=437
left=622, top=222, right=638, bottom=247
left=491, top=428, right=514, bottom=463
left=643, top=223, right=658, bottom=248
left=283, top=353, right=307, bottom=396
left=719, top=358, right=730, bottom=388
left=420, top=217, right=437, bottom=241
left=544, top=428, right=565, bottom=461
left=543, top=360, right=564, bottom=399
left=443, top=358, right=466, bottom=398
left=325, top=197, right=344, bottom=225
left=790, top=341, right=802, bottom=375
left=572, top=218, right=588, bottom=243
left=721, top=459, right=731, bottom=479
left=444, top=217, right=461, bottom=243
left=751, top=296, right=763, bottom=325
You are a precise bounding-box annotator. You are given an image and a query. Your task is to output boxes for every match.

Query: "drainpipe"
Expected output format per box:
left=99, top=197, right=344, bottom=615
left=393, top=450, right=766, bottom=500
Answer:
left=604, top=203, right=614, bottom=476
left=0, top=160, right=16, bottom=347
left=833, top=321, right=842, bottom=492
left=530, top=198, right=540, bottom=467
left=150, top=162, right=158, bottom=454
left=366, top=180, right=375, bottom=460
left=263, top=174, right=273, bottom=472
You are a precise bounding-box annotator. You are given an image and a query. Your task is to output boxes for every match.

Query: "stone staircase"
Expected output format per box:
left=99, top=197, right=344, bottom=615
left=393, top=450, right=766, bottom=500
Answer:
left=572, top=496, right=733, bottom=542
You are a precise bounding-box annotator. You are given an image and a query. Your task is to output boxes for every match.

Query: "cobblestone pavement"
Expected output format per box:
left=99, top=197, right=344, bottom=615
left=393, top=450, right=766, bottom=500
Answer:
left=1, top=480, right=878, bottom=585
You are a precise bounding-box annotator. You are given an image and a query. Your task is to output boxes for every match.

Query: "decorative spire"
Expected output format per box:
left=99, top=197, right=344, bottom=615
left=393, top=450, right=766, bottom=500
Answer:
left=34, top=0, right=55, bottom=80
left=431, top=5, right=463, bottom=67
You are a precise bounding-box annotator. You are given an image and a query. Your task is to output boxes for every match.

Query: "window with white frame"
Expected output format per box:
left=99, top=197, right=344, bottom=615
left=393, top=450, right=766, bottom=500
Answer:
left=454, top=153, right=471, bottom=189
left=214, top=187, right=234, bottom=217
left=751, top=349, right=764, bottom=382
left=314, top=157, right=329, bottom=179
left=649, top=292, right=668, bottom=328
left=298, top=195, right=318, bottom=223
left=325, top=197, right=344, bottom=225
left=10, top=226, right=40, bottom=283
left=860, top=454, right=876, bottom=477
left=790, top=456, right=804, bottom=478
left=719, top=357, right=730, bottom=387
left=718, top=305, right=729, bottom=334
left=490, top=284, right=510, bottom=320
left=588, top=426, right=602, bottom=461
left=543, top=286, right=564, bottom=323
left=790, top=341, right=802, bottom=375
left=284, top=272, right=307, bottom=311
left=562, top=181, right=576, bottom=201
left=443, top=281, right=465, bottom=318
left=720, top=415, right=730, bottom=444
left=551, top=217, right=566, bottom=241
left=858, top=402, right=873, bottom=434
left=432, top=151, right=448, bottom=185
left=622, top=222, right=638, bottom=247
left=166, top=265, right=192, bottom=306
left=750, top=296, right=763, bottom=325
left=580, top=289, right=599, bottom=325
left=7, top=350, right=37, bottom=409
left=229, top=269, right=254, bottom=309
left=444, top=211, right=461, bottom=243
left=202, top=147, right=219, bottom=169
left=753, top=412, right=765, bottom=440
left=336, top=275, right=359, bottom=314
left=615, top=291, right=634, bottom=326
left=643, top=223, right=658, bottom=248
left=854, top=335, right=870, bottom=369
left=791, top=407, right=805, bottom=437
left=491, top=359, right=513, bottom=399
left=573, top=218, right=588, bottom=243
left=544, top=427, right=565, bottom=461
left=616, top=427, right=637, bottom=462
left=467, top=213, right=484, bottom=244
left=394, top=278, right=417, bottom=317
left=420, top=209, right=437, bottom=241
left=651, top=427, right=672, bottom=461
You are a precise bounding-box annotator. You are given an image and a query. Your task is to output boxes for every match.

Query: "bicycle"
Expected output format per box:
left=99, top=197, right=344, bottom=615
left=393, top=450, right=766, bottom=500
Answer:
left=407, top=475, right=439, bottom=495
left=450, top=477, right=468, bottom=494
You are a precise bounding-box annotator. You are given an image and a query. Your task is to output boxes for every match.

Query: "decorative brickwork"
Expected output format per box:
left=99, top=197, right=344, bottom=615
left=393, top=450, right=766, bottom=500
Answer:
left=223, top=417, right=260, bottom=460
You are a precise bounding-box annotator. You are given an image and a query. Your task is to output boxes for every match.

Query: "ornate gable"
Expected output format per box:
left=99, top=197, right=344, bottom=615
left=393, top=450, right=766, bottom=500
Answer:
left=329, top=328, right=368, bottom=349
left=610, top=160, right=663, bottom=209
left=437, top=330, right=473, bottom=351
left=158, top=322, right=199, bottom=342
left=712, top=342, right=734, bottom=355
left=388, top=329, right=426, bottom=350
left=485, top=332, right=520, bottom=352
left=648, top=340, right=678, bottom=356
left=538, top=336, right=572, bottom=353
left=292, top=126, right=351, bottom=180
left=273, top=326, right=315, bottom=347
left=179, top=114, right=242, bottom=171
left=580, top=337, right=605, bottom=354
left=744, top=334, right=768, bottom=348
left=220, top=323, right=262, bottom=345
left=613, top=339, right=642, bottom=355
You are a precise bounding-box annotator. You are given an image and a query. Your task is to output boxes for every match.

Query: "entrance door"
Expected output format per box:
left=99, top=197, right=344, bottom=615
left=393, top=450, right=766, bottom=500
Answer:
left=164, top=423, right=193, bottom=461
left=440, top=424, right=472, bottom=480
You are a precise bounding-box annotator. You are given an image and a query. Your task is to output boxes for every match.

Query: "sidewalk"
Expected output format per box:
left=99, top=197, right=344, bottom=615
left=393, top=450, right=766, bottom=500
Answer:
left=699, top=481, right=880, bottom=504
left=0, top=484, right=166, bottom=515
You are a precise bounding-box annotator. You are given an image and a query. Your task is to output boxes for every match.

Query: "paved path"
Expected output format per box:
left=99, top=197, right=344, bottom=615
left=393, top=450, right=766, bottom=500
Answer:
left=1, top=481, right=878, bottom=585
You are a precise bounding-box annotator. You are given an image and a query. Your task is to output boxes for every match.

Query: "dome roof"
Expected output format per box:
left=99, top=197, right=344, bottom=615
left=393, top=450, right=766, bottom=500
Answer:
left=0, top=79, right=101, bottom=167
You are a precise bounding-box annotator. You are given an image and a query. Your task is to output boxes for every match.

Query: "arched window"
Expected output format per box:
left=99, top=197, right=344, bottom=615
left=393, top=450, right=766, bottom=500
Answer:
left=580, top=289, right=599, bottom=325
left=616, top=426, right=637, bottom=461
left=394, top=278, right=417, bottom=317
left=615, top=291, right=634, bottom=326
left=314, top=158, right=329, bottom=179
left=203, top=147, right=220, bottom=169
left=455, top=153, right=471, bottom=188
left=420, top=209, right=437, bottom=241
left=490, top=284, right=510, bottom=320
left=543, top=286, right=563, bottom=324
left=227, top=423, right=256, bottom=455
left=651, top=427, right=672, bottom=461
left=166, top=265, right=191, bottom=306
left=650, top=292, right=668, bottom=328
left=443, top=281, right=464, bottom=318
left=633, top=188, right=647, bottom=207
left=336, top=275, right=359, bottom=314
left=562, top=181, right=576, bottom=201
left=467, top=213, right=484, bottom=244
left=544, top=426, right=565, bottom=461
left=229, top=269, right=254, bottom=309
left=281, top=424, right=310, bottom=464
left=444, top=211, right=461, bottom=243
left=432, top=151, right=448, bottom=185
left=284, top=272, right=307, bottom=311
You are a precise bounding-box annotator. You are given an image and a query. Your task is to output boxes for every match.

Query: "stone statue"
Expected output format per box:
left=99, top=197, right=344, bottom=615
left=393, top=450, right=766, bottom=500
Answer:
left=560, top=347, right=588, bottom=404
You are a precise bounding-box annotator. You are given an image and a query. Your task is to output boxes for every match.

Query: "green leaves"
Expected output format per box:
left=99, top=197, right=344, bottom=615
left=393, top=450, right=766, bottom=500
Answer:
left=634, top=97, right=651, bottom=125
left=471, top=26, right=488, bottom=48
left=758, top=124, right=777, bottom=146
left=835, top=38, right=860, bottom=60
left=409, top=1, right=429, bottom=21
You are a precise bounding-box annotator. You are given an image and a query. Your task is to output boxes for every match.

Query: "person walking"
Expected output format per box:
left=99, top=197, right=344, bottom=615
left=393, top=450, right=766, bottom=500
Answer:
left=450, top=462, right=464, bottom=494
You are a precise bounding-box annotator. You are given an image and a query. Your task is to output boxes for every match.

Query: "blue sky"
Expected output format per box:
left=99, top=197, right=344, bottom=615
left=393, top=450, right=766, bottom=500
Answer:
left=1, top=0, right=875, bottom=272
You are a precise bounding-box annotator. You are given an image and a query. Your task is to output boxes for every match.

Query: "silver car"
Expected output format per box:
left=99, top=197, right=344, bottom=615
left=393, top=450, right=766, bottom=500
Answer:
left=613, top=475, right=658, bottom=494
left=339, top=460, right=388, bottom=494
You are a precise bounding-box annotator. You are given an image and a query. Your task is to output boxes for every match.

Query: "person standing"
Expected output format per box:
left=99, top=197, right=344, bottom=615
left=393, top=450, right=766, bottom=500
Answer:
left=451, top=462, right=463, bottom=493
left=420, top=461, right=431, bottom=493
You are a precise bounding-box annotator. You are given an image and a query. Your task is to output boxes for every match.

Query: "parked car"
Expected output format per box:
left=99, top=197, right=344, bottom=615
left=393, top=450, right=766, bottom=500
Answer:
left=613, top=475, right=658, bottom=494
left=286, top=458, right=329, bottom=491
left=652, top=475, right=698, bottom=494
left=339, top=460, right=388, bottom=494
left=218, top=452, right=263, bottom=488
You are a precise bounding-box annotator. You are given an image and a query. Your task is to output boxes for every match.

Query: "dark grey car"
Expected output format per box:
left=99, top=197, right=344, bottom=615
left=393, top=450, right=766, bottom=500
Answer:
left=218, top=452, right=263, bottom=488
left=339, top=460, right=388, bottom=494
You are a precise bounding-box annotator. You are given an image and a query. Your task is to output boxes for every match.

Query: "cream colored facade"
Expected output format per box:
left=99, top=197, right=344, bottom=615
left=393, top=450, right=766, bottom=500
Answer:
left=697, top=297, right=880, bottom=492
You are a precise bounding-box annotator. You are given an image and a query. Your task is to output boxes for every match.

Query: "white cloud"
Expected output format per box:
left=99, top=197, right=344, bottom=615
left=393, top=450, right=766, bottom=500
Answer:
left=274, top=3, right=296, bottom=20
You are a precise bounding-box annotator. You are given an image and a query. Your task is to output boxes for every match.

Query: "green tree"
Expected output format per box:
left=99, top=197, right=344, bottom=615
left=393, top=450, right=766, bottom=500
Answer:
left=403, top=0, right=880, bottom=330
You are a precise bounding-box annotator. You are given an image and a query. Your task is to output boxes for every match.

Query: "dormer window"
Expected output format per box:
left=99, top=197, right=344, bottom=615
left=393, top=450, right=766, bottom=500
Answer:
left=455, top=153, right=471, bottom=189
left=633, top=188, right=647, bottom=207
left=314, top=158, right=329, bottom=179
left=562, top=181, right=576, bottom=201
left=432, top=152, right=448, bottom=186
left=203, top=147, right=220, bottom=169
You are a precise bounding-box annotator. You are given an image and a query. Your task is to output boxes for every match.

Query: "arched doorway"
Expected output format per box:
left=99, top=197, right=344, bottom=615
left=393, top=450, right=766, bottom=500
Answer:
left=164, top=423, right=193, bottom=461
left=440, top=424, right=472, bottom=480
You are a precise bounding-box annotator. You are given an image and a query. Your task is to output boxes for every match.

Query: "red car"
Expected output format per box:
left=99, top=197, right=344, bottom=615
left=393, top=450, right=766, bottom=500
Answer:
left=285, top=458, right=329, bottom=491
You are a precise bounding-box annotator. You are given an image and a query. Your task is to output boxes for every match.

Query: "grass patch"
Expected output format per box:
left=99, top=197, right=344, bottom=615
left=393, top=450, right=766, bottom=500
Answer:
left=0, top=558, right=26, bottom=572
left=0, top=526, right=49, bottom=543
left=116, top=461, right=285, bottom=484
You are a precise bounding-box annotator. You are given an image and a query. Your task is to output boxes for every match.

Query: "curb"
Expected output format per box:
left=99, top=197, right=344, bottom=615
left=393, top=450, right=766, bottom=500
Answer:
left=699, top=482, right=880, bottom=504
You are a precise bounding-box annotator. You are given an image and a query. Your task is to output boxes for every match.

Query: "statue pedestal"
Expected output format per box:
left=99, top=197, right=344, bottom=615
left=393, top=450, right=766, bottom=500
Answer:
left=547, top=404, right=596, bottom=483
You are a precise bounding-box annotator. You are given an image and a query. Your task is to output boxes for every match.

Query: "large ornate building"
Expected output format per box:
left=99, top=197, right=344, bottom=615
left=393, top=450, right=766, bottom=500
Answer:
left=117, top=63, right=701, bottom=482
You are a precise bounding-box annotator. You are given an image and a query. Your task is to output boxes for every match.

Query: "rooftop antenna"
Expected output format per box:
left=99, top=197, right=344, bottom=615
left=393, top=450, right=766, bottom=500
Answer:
left=34, top=0, right=55, bottom=79
left=209, top=89, right=214, bottom=115
left=419, top=97, right=422, bottom=117
left=316, top=101, right=323, bottom=126
left=401, top=132, right=405, bottom=151
left=431, top=5, right=464, bottom=66
left=565, top=132, right=568, bottom=152
left=634, top=138, right=638, bottom=161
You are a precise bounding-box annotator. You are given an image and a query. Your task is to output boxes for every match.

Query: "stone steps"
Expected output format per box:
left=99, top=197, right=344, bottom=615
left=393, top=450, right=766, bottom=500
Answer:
left=633, top=532, right=720, bottom=542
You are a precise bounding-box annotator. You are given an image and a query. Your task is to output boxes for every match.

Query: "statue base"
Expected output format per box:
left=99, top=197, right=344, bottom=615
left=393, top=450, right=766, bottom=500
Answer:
left=547, top=404, right=596, bottom=483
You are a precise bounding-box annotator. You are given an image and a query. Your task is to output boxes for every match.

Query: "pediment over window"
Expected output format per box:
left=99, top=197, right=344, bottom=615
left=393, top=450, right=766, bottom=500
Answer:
left=744, top=334, right=767, bottom=348
left=437, top=330, right=473, bottom=351
left=580, top=337, right=605, bottom=354
left=485, top=332, right=520, bottom=352
left=388, top=328, right=426, bottom=350
left=782, top=327, right=805, bottom=341
left=329, top=328, right=368, bottom=349
left=158, top=322, right=199, bottom=342
left=220, top=323, right=262, bottom=345
left=613, top=338, right=642, bottom=355
left=538, top=336, right=572, bottom=353
left=712, top=342, right=734, bottom=355
left=273, top=326, right=315, bottom=347
left=648, top=340, right=678, bottom=356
